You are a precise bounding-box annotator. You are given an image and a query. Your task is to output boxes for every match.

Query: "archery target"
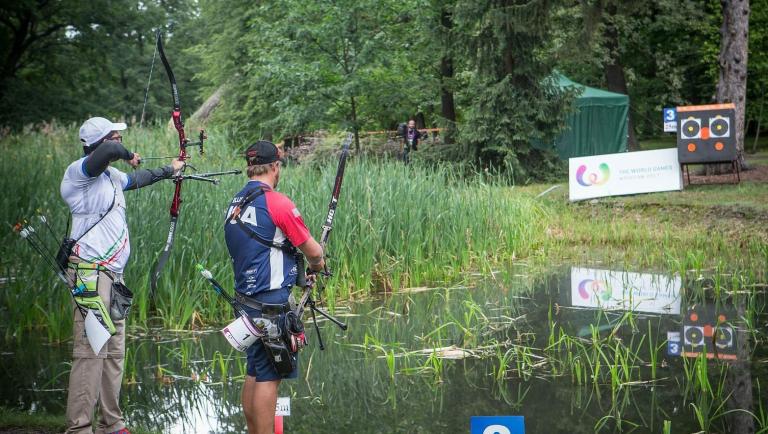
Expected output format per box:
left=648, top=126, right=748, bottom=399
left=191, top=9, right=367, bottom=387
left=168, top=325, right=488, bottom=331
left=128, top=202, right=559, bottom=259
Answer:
left=676, top=104, right=736, bottom=164
left=709, top=115, right=730, bottom=138
left=681, top=305, right=738, bottom=360
left=684, top=325, right=704, bottom=346
left=714, top=326, right=734, bottom=349
left=681, top=117, right=701, bottom=139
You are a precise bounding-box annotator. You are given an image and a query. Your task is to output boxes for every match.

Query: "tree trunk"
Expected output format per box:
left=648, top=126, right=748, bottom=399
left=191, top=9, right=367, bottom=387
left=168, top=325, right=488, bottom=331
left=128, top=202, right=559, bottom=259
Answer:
left=350, top=95, right=360, bottom=151
left=604, top=64, right=638, bottom=150
left=1, top=11, right=31, bottom=83
left=603, top=2, right=639, bottom=151
left=752, top=93, right=763, bottom=153
left=716, top=0, right=750, bottom=169
left=724, top=301, right=755, bottom=434
left=439, top=7, right=457, bottom=144
left=190, top=85, right=225, bottom=124
left=0, top=11, right=32, bottom=103
left=0, top=6, right=64, bottom=103
left=415, top=113, right=426, bottom=130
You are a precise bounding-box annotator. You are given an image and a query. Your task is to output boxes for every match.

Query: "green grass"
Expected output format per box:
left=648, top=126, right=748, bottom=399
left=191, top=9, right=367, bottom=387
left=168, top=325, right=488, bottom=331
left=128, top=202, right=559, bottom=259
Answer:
left=604, top=182, right=768, bottom=213
left=0, top=406, right=160, bottom=434
left=1, top=124, right=766, bottom=336
left=639, top=133, right=768, bottom=153
left=0, top=407, right=65, bottom=433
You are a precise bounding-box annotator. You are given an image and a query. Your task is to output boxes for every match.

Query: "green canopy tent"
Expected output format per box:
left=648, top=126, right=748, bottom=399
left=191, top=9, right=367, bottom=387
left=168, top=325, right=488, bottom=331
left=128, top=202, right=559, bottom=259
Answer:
left=547, top=74, right=629, bottom=158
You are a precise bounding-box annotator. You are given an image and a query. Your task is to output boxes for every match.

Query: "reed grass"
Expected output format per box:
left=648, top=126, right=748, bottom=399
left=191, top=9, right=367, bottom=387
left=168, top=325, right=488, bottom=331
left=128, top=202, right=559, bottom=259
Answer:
left=2, top=125, right=548, bottom=333
left=3, top=125, right=766, bottom=334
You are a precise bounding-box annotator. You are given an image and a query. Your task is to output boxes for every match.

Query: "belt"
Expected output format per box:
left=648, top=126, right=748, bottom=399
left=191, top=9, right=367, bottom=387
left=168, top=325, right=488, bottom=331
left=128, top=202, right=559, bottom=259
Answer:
left=235, top=293, right=291, bottom=314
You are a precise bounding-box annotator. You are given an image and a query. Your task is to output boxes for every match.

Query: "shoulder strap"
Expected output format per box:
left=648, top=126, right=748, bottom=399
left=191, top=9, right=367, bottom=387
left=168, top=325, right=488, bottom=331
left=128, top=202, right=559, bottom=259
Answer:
left=74, top=174, right=117, bottom=244
left=227, top=186, right=297, bottom=255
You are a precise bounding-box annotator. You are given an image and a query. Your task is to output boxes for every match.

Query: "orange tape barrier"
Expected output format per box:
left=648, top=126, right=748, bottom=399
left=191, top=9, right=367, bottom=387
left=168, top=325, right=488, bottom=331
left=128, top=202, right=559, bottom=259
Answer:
left=361, top=128, right=443, bottom=136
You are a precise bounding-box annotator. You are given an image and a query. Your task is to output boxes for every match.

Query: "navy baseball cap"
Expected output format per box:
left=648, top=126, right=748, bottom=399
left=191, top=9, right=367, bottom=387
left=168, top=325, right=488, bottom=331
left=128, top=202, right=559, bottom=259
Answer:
left=245, top=140, right=281, bottom=165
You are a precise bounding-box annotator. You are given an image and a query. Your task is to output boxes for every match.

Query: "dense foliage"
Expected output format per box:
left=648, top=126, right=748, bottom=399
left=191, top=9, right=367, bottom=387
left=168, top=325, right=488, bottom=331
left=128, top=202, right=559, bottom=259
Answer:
left=1, top=0, right=765, bottom=177
left=0, top=0, right=203, bottom=127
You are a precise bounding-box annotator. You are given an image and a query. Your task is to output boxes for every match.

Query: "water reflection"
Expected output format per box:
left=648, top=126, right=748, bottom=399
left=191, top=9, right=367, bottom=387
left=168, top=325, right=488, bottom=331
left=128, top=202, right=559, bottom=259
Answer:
left=725, top=301, right=755, bottom=433
left=678, top=305, right=738, bottom=360
left=569, top=267, right=681, bottom=314
left=0, top=265, right=765, bottom=433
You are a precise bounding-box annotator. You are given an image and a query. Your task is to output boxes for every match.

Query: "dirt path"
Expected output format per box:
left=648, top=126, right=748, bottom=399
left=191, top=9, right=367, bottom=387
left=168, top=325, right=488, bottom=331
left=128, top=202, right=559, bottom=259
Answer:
left=684, top=163, right=768, bottom=185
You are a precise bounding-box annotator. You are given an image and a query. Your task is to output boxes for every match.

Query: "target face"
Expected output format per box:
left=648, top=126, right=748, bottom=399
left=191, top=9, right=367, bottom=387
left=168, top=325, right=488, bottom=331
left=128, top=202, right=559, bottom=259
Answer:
left=676, top=104, right=736, bottom=164
left=709, top=115, right=730, bottom=138
left=681, top=117, right=701, bottom=139
left=684, top=326, right=704, bottom=346
left=714, top=326, right=733, bottom=349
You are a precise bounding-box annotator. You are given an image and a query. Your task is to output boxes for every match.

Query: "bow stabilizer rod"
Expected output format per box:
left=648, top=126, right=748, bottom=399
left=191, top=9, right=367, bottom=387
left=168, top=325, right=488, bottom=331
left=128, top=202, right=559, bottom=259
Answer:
left=294, top=133, right=354, bottom=346
left=318, top=133, right=352, bottom=250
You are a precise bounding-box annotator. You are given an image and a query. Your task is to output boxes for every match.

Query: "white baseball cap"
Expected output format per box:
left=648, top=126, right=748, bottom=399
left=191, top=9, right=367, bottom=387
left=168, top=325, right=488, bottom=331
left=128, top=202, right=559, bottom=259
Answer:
left=79, top=117, right=127, bottom=146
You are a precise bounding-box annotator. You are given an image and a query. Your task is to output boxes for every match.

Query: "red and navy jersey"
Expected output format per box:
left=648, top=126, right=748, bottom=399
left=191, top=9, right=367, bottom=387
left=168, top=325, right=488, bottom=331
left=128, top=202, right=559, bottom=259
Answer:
left=224, top=181, right=311, bottom=296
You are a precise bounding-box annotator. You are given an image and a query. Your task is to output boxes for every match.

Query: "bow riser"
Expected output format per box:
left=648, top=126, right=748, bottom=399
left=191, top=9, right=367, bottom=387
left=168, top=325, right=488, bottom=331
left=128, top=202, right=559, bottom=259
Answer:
left=151, top=31, right=188, bottom=295
left=170, top=182, right=182, bottom=217
left=172, top=110, right=187, bottom=155
left=148, top=31, right=234, bottom=295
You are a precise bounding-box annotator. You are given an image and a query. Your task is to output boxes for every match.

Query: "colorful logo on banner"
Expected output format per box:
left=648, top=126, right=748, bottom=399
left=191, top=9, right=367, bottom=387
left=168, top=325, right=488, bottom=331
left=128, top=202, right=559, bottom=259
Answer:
left=575, top=163, right=610, bottom=187
left=470, top=416, right=525, bottom=434
left=578, top=279, right=610, bottom=301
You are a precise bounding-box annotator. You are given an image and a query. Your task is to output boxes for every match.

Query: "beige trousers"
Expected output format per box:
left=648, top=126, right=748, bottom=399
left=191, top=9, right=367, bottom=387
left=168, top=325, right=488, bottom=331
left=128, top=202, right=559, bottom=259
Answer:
left=65, top=264, right=126, bottom=434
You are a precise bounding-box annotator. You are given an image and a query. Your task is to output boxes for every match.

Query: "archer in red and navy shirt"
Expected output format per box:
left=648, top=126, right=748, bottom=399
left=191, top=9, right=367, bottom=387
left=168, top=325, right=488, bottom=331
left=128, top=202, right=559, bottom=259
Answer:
left=224, top=140, right=325, bottom=431
left=224, top=141, right=325, bottom=301
left=225, top=180, right=311, bottom=296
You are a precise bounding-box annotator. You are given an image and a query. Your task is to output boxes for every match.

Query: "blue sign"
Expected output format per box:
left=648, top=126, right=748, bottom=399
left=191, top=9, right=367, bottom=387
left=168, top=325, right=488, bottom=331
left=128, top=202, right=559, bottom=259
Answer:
left=470, top=416, right=525, bottom=434
left=663, top=107, right=677, bottom=132
left=663, top=107, right=677, bottom=122
left=667, top=331, right=681, bottom=357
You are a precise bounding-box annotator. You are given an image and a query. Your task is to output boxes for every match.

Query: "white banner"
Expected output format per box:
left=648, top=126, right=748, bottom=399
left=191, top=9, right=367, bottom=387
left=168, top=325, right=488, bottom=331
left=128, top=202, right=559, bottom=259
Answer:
left=570, top=267, right=681, bottom=315
left=569, top=148, right=682, bottom=201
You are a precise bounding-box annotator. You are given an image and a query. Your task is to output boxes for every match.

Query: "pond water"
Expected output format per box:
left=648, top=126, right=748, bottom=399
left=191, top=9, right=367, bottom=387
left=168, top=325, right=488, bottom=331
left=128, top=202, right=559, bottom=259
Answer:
left=1, top=265, right=766, bottom=433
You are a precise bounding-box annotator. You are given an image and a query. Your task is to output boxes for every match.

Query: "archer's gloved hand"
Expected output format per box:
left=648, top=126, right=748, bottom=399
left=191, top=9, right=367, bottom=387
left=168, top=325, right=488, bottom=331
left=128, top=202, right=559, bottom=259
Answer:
left=170, top=158, right=185, bottom=176
left=128, top=152, right=141, bottom=168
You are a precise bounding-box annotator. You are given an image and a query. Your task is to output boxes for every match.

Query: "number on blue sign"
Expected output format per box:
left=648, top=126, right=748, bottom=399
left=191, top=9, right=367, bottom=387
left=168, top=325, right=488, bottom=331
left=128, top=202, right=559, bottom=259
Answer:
left=470, top=416, right=525, bottom=434
left=483, top=425, right=512, bottom=434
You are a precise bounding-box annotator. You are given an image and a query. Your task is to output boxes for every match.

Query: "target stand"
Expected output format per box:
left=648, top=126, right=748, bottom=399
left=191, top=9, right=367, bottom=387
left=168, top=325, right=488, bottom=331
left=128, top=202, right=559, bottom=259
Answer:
left=680, top=160, right=740, bottom=185
left=677, top=103, right=740, bottom=185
